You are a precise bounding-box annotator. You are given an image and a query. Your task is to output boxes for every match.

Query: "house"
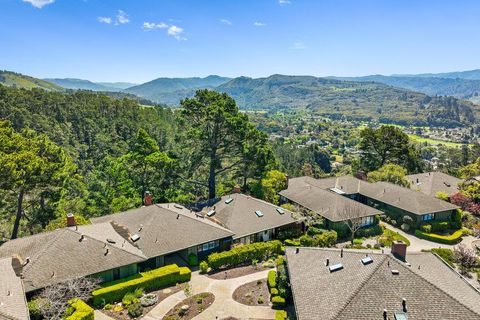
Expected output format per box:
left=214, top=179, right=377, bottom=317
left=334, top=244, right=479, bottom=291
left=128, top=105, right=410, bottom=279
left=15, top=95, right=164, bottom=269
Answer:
left=0, top=257, right=29, bottom=320
left=285, top=246, right=480, bottom=320
left=91, top=203, right=234, bottom=269
left=281, top=175, right=459, bottom=228
left=204, top=193, right=302, bottom=245
left=279, top=176, right=382, bottom=233
left=406, top=171, right=462, bottom=197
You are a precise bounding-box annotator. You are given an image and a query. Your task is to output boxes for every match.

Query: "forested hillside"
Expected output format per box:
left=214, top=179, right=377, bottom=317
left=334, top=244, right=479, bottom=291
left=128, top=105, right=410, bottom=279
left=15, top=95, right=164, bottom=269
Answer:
left=218, top=75, right=479, bottom=127
left=0, top=70, right=63, bottom=91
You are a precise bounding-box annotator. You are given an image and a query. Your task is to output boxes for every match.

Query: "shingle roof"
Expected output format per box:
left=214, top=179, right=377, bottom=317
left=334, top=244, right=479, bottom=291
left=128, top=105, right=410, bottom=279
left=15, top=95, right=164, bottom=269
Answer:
left=0, top=228, right=145, bottom=292
left=91, top=204, right=234, bottom=258
left=285, top=247, right=480, bottom=320
left=358, top=181, right=459, bottom=215
left=0, top=258, right=29, bottom=320
left=279, top=177, right=382, bottom=221
left=406, top=171, right=462, bottom=196
left=204, top=194, right=300, bottom=239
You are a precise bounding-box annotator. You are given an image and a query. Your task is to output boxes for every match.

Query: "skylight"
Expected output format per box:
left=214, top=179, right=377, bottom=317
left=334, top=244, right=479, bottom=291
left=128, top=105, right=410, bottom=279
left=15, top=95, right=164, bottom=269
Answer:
left=225, top=198, right=234, bottom=204
left=130, top=234, right=140, bottom=242
left=276, top=208, right=285, bottom=214
left=329, top=263, right=343, bottom=272
left=361, top=256, right=373, bottom=265
left=330, top=187, right=346, bottom=195
left=255, top=210, right=264, bottom=217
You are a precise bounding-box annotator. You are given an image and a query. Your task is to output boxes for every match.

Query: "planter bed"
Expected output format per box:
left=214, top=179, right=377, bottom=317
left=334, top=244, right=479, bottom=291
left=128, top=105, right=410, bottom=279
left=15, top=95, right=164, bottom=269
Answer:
left=163, top=292, right=214, bottom=320
left=207, top=264, right=272, bottom=280
left=232, top=279, right=270, bottom=306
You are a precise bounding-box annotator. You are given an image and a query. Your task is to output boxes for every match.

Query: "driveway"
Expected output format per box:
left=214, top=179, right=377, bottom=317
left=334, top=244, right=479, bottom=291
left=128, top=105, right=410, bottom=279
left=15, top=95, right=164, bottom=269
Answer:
left=144, top=269, right=276, bottom=320
left=382, top=222, right=477, bottom=252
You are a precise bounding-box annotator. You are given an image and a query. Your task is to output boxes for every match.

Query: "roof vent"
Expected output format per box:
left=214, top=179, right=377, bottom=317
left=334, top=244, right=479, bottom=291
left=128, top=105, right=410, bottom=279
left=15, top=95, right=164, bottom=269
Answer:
left=225, top=198, right=234, bottom=204
left=402, top=298, right=407, bottom=312
left=391, top=269, right=399, bottom=275
left=361, top=256, right=373, bottom=265
left=79, top=234, right=85, bottom=242
left=138, top=224, right=143, bottom=232
left=326, top=258, right=330, bottom=266
left=276, top=208, right=285, bottom=215
left=329, top=263, right=343, bottom=273
left=295, top=247, right=299, bottom=254
left=130, top=234, right=141, bottom=242
left=106, top=238, right=116, bottom=244
left=176, top=214, right=180, bottom=219
left=383, top=309, right=388, bottom=320
left=255, top=210, right=264, bottom=217
left=207, top=210, right=216, bottom=217
left=104, top=248, right=109, bottom=256
left=174, top=204, right=183, bottom=209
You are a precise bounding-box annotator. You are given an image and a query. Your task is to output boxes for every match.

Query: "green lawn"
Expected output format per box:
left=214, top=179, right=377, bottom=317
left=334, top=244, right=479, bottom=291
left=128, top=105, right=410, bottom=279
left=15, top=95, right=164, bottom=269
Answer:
left=407, top=134, right=468, bottom=148
left=379, top=228, right=411, bottom=247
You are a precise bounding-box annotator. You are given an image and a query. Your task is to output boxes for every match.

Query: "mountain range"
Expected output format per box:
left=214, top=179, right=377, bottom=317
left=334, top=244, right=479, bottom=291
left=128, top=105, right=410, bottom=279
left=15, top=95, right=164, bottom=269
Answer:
left=1, top=69, right=480, bottom=127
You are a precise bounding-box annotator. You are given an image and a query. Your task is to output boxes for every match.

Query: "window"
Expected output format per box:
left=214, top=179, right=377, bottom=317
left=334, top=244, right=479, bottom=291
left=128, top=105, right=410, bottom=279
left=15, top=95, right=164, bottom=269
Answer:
left=208, top=241, right=215, bottom=249
left=422, top=213, right=434, bottom=221
left=360, top=216, right=374, bottom=227
left=203, top=243, right=209, bottom=251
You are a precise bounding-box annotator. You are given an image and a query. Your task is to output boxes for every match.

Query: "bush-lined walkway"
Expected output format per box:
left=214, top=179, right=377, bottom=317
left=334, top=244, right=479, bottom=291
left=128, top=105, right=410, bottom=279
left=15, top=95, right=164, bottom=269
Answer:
left=143, top=269, right=276, bottom=320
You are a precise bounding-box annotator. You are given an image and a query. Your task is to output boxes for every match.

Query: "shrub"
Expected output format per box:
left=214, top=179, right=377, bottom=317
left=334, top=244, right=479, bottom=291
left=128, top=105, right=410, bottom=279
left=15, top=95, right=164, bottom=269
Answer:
left=454, top=244, right=478, bottom=268
left=357, top=224, right=383, bottom=237
left=104, top=304, right=113, bottom=310
left=271, top=295, right=286, bottom=307
left=187, top=253, right=199, bottom=266
left=275, top=255, right=285, bottom=267
left=421, top=224, right=432, bottom=233
left=284, top=239, right=300, bottom=246
left=436, top=191, right=449, bottom=201
left=122, top=292, right=139, bottom=307
left=267, top=270, right=277, bottom=289
left=257, top=296, right=264, bottom=304
left=400, top=223, right=410, bottom=232
left=306, top=226, right=324, bottom=236
left=402, top=215, right=414, bottom=226
left=414, top=230, right=463, bottom=244
left=430, top=221, right=450, bottom=233
left=92, top=264, right=191, bottom=307
left=28, top=299, right=47, bottom=320
left=450, top=209, right=462, bottom=230
left=353, top=238, right=363, bottom=245
left=199, top=261, right=209, bottom=274
left=299, top=235, right=315, bottom=246
left=275, top=310, right=288, bottom=320
left=270, top=288, right=279, bottom=295
left=207, top=240, right=283, bottom=270
left=314, top=230, right=337, bottom=247
left=64, top=299, right=94, bottom=320
left=127, top=302, right=143, bottom=318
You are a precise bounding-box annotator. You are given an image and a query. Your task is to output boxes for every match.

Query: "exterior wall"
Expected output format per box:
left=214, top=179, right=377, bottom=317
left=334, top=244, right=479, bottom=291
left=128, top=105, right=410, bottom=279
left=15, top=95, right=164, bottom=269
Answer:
left=94, top=263, right=138, bottom=283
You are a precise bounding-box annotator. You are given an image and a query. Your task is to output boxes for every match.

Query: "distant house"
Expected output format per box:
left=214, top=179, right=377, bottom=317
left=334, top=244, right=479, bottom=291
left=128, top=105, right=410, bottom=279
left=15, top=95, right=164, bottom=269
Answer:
left=406, top=171, right=462, bottom=196
left=280, top=175, right=459, bottom=228
left=279, top=176, right=382, bottom=234
left=0, top=257, right=29, bottom=320
left=285, top=246, right=480, bottom=320
left=204, top=193, right=302, bottom=245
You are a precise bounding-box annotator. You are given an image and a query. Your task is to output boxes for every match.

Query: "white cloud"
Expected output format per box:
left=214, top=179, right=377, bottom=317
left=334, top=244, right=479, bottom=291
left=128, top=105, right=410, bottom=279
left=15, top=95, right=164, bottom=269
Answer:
left=253, top=22, right=266, bottom=27
left=143, top=22, right=169, bottom=30
left=142, top=22, right=186, bottom=40
left=116, top=10, right=130, bottom=25
left=220, top=19, right=232, bottom=26
left=278, top=0, right=291, bottom=5
left=22, top=0, right=54, bottom=8
left=98, top=17, right=112, bottom=24
left=292, top=41, right=307, bottom=49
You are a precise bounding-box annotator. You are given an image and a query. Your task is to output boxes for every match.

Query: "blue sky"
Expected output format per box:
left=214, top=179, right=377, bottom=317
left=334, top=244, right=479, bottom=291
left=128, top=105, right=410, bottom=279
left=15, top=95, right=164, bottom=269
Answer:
left=1, top=0, right=479, bottom=83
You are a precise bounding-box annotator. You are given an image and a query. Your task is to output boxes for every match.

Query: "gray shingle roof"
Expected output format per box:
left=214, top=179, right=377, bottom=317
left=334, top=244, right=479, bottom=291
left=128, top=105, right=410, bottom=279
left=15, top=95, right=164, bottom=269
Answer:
left=279, top=177, right=382, bottom=221
left=205, top=194, right=300, bottom=239
left=285, top=247, right=480, bottom=320
left=91, top=204, right=234, bottom=258
left=0, top=228, right=145, bottom=292
left=0, top=258, right=29, bottom=320
left=406, top=171, right=462, bottom=196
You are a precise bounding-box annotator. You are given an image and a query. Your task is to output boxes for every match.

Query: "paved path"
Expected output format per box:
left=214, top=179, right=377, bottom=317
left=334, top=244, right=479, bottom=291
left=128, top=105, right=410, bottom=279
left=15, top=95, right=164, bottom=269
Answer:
left=145, top=269, right=275, bottom=320
left=382, top=223, right=477, bottom=252
left=94, top=310, right=115, bottom=320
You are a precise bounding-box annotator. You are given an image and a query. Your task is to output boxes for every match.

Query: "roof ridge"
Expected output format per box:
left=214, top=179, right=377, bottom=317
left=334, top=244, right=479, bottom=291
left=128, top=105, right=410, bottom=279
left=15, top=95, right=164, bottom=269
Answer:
left=332, top=254, right=389, bottom=320
left=392, top=254, right=480, bottom=317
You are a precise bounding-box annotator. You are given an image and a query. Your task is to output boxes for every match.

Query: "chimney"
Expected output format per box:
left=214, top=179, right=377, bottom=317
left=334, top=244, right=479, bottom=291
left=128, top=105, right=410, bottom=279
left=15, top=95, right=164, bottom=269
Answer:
left=144, top=191, right=153, bottom=206
left=391, top=240, right=407, bottom=261
left=285, top=174, right=290, bottom=189
left=233, top=185, right=241, bottom=194
left=66, top=213, right=76, bottom=227
left=11, top=255, right=24, bottom=277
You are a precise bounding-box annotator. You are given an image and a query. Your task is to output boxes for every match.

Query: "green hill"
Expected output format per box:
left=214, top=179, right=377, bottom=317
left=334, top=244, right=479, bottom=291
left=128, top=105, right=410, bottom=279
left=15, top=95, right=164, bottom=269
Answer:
left=216, top=74, right=479, bottom=127
left=44, top=78, right=122, bottom=92
left=0, top=70, right=63, bottom=91
left=396, top=69, right=480, bottom=80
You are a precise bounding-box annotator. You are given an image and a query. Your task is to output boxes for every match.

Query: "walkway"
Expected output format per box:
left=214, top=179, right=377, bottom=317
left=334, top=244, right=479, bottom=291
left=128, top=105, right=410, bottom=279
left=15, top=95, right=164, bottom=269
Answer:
left=382, top=223, right=477, bottom=252
left=144, top=269, right=275, bottom=320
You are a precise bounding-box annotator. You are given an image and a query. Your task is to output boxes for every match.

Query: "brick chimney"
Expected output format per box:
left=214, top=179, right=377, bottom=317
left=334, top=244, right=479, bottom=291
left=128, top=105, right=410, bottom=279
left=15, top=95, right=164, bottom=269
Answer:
left=144, top=191, right=153, bottom=206
left=285, top=174, right=289, bottom=189
left=391, top=240, right=407, bottom=261
left=233, top=185, right=241, bottom=194
left=66, top=213, right=76, bottom=227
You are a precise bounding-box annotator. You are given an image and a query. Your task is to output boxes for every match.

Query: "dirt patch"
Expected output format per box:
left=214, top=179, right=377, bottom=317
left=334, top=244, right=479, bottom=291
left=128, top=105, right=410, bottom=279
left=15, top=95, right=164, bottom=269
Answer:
left=208, top=264, right=272, bottom=280
left=100, top=283, right=185, bottom=320
left=163, top=292, right=214, bottom=320
left=232, top=278, right=270, bottom=306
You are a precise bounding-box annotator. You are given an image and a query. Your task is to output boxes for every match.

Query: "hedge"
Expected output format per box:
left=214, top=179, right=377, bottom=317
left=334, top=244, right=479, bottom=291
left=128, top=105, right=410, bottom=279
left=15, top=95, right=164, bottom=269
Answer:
left=271, top=295, right=286, bottom=307
left=275, top=310, right=288, bottom=320
left=92, top=264, right=191, bottom=307
left=207, top=240, right=283, bottom=270
left=284, top=239, right=300, bottom=246
left=64, top=299, right=94, bottom=320
left=268, top=270, right=277, bottom=289
left=414, top=229, right=463, bottom=244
